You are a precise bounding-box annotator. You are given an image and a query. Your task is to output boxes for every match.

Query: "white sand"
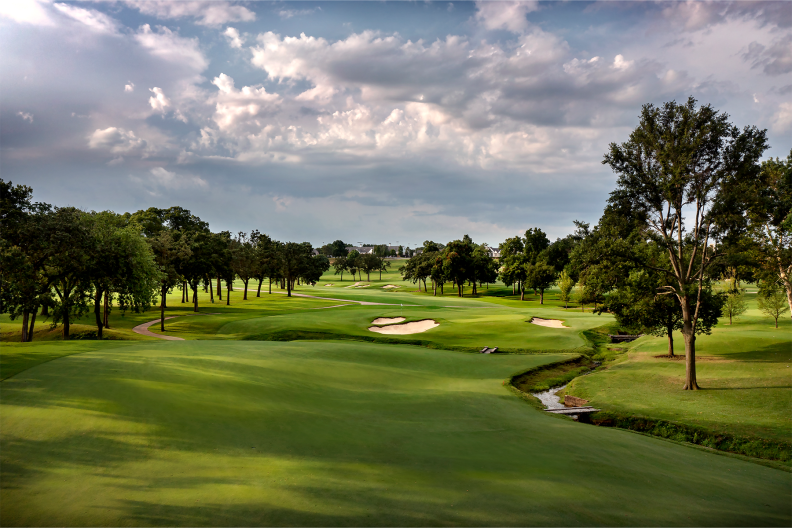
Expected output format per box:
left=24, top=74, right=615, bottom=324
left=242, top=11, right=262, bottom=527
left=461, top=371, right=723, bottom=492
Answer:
left=345, top=282, right=366, bottom=288
left=372, top=317, right=405, bottom=325
left=324, top=284, right=334, bottom=286
left=531, top=317, right=569, bottom=329
left=369, top=319, right=439, bottom=335
left=382, top=285, right=399, bottom=289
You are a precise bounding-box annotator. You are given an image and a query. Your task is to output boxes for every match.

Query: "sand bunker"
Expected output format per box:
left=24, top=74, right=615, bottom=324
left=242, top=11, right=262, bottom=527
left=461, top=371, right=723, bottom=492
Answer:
left=372, top=317, right=405, bottom=325
left=382, top=285, right=399, bottom=289
left=369, top=319, right=439, bottom=335
left=346, top=282, right=368, bottom=288
left=531, top=317, right=569, bottom=329
left=324, top=284, right=334, bottom=286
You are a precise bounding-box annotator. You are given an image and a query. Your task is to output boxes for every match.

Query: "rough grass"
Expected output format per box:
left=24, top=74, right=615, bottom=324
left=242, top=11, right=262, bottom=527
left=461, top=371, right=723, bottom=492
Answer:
left=2, top=341, right=790, bottom=526
left=565, top=286, right=792, bottom=464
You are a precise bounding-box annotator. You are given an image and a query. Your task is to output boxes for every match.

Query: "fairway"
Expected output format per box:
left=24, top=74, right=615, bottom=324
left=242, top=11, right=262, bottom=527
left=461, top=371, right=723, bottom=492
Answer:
left=1, top=340, right=790, bottom=526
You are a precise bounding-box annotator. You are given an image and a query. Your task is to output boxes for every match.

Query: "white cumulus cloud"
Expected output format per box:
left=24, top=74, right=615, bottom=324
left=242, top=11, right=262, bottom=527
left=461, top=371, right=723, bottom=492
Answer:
left=223, top=27, right=244, bottom=49
left=124, top=82, right=135, bottom=93
left=149, top=87, right=171, bottom=112
left=134, top=24, right=208, bottom=72
left=475, top=1, right=538, bottom=34
left=88, top=127, right=146, bottom=153
left=52, top=3, right=120, bottom=35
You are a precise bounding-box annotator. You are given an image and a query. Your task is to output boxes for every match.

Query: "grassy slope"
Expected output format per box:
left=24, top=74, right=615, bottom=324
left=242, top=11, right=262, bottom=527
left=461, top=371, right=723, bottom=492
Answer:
left=566, top=286, right=792, bottom=447
left=1, top=340, right=789, bottom=527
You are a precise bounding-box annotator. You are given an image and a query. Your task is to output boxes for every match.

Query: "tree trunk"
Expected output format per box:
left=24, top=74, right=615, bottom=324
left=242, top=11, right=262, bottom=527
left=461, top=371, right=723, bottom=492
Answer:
left=27, top=310, right=36, bottom=342
left=667, top=328, right=674, bottom=357
left=41, top=302, right=49, bottom=317
left=458, top=281, right=463, bottom=297
left=209, top=276, right=214, bottom=303
left=539, top=290, right=544, bottom=304
left=217, top=278, right=222, bottom=300
left=226, top=286, right=230, bottom=305
left=161, top=287, right=167, bottom=332
left=103, top=292, right=110, bottom=328
left=257, top=279, right=262, bottom=297
left=682, top=327, right=699, bottom=390
left=287, top=276, right=292, bottom=297
left=520, top=285, right=525, bottom=301
left=269, top=278, right=272, bottom=294
left=94, top=289, right=104, bottom=339
left=21, top=311, right=29, bottom=342
left=193, top=285, right=198, bottom=312
left=243, top=279, right=249, bottom=300
left=182, top=283, right=186, bottom=303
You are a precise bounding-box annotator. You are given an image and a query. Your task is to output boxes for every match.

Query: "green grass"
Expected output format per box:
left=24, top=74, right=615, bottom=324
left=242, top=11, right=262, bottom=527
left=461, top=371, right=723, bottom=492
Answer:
left=2, top=340, right=790, bottom=526
left=565, top=285, right=792, bottom=460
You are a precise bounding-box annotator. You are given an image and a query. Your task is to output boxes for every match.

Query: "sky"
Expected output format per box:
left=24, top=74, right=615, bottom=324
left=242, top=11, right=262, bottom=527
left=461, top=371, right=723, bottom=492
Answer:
left=1, top=1, right=790, bottom=249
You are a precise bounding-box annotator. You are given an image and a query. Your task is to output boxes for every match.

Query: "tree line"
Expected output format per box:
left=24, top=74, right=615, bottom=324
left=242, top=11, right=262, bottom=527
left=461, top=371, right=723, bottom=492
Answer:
left=0, top=192, right=330, bottom=341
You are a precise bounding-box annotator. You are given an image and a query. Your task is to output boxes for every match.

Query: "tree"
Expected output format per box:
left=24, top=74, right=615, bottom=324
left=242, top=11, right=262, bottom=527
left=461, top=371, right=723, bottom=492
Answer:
left=527, top=262, right=556, bottom=304
left=43, top=208, right=94, bottom=339
left=442, top=238, right=474, bottom=297
left=333, top=256, right=348, bottom=281
left=401, top=251, right=433, bottom=292
left=251, top=231, right=276, bottom=296
left=757, top=281, right=790, bottom=328
left=359, top=253, right=380, bottom=282
left=0, top=180, right=52, bottom=341
left=558, top=271, right=575, bottom=309
left=471, top=245, right=498, bottom=293
left=230, top=232, right=257, bottom=300
left=719, top=283, right=747, bottom=325
left=147, top=228, right=191, bottom=332
left=302, top=253, right=330, bottom=285
left=746, top=150, right=792, bottom=321
left=376, top=256, right=391, bottom=280
left=346, top=250, right=360, bottom=282
left=278, top=242, right=313, bottom=296
left=330, top=240, right=349, bottom=258
left=524, top=227, right=550, bottom=264
left=603, top=97, right=767, bottom=390
left=87, top=212, right=159, bottom=339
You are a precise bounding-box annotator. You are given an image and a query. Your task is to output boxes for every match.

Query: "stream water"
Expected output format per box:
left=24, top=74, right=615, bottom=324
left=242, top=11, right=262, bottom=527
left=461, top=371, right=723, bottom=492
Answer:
left=531, top=385, right=567, bottom=410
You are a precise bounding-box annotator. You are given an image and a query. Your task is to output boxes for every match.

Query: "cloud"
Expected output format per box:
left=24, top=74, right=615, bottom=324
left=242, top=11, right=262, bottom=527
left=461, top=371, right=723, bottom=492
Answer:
left=0, top=0, right=54, bottom=26
left=278, top=7, right=321, bottom=20
left=149, top=87, right=171, bottom=112
left=658, top=0, right=792, bottom=32
left=772, top=102, right=792, bottom=133
left=742, top=35, right=792, bottom=76
left=474, top=1, right=538, bottom=33
left=134, top=24, right=208, bottom=72
left=52, top=3, right=120, bottom=35
left=210, top=74, right=281, bottom=131
left=88, top=127, right=146, bottom=153
left=124, top=1, right=255, bottom=27
left=124, top=82, right=135, bottom=93
left=223, top=27, right=243, bottom=49
left=145, top=167, right=207, bottom=189
left=17, top=111, right=34, bottom=123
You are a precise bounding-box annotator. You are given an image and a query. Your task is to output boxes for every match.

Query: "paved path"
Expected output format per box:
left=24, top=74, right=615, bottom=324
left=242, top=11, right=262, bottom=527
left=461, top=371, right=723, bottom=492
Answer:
left=132, top=312, right=223, bottom=340
left=132, top=316, right=185, bottom=340
left=248, top=289, right=420, bottom=307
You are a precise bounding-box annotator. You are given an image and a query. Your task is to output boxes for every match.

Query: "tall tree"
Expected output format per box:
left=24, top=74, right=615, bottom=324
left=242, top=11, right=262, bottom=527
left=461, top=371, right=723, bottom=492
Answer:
left=333, top=255, right=348, bottom=281
left=746, top=150, right=792, bottom=321
left=147, top=229, right=191, bottom=332
left=757, top=281, right=789, bottom=328
left=603, top=97, right=767, bottom=389
left=230, top=232, right=257, bottom=300
left=527, top=262, right=556, bottom=304
left=43, top=208, right=94, bottom=339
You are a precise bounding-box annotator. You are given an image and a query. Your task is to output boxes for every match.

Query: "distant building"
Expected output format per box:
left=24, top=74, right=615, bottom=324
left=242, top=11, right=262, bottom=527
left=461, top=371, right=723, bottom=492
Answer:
left=486, top=247, right=501, bottom=259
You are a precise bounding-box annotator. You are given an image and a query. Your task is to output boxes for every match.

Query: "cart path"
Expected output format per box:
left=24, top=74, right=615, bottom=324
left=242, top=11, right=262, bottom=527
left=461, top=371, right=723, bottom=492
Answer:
left=247, top=289, right=420, bottom=307
left=132, top=313, right=223, bottom=340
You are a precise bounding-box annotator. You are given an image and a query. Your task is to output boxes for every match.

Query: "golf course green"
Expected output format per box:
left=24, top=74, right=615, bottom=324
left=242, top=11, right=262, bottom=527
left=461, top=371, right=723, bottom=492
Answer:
left=1, top=263, right=791, bottom=526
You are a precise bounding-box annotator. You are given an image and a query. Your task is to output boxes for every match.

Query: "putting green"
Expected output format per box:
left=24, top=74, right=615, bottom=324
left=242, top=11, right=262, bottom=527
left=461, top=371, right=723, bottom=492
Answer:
left=1, top=341, right=789, bottom=526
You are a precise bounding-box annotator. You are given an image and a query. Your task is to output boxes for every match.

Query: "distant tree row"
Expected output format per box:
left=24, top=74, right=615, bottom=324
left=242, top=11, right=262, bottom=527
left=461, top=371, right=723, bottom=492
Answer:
left=0, top=188, right=329, bottom=341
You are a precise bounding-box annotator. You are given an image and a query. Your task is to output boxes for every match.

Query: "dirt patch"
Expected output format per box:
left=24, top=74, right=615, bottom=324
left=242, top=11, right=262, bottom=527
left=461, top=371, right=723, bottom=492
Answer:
left=368, top=320, right=439, bottom=335
left=324, top=284, right=334, bottom=286
left=530, top=317, right=569, bottom=329
left=372, top=317, right=406, bottom=325
left=382, top=285, right=399, bottom=289
left=653, top=354, right=732, bottom=362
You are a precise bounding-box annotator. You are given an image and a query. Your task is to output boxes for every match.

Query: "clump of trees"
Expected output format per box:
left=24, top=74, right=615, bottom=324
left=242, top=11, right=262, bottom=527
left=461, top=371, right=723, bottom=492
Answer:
left=401, top=237, right=498, bottom=296
left=0, top=181, right=329, bottom=341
